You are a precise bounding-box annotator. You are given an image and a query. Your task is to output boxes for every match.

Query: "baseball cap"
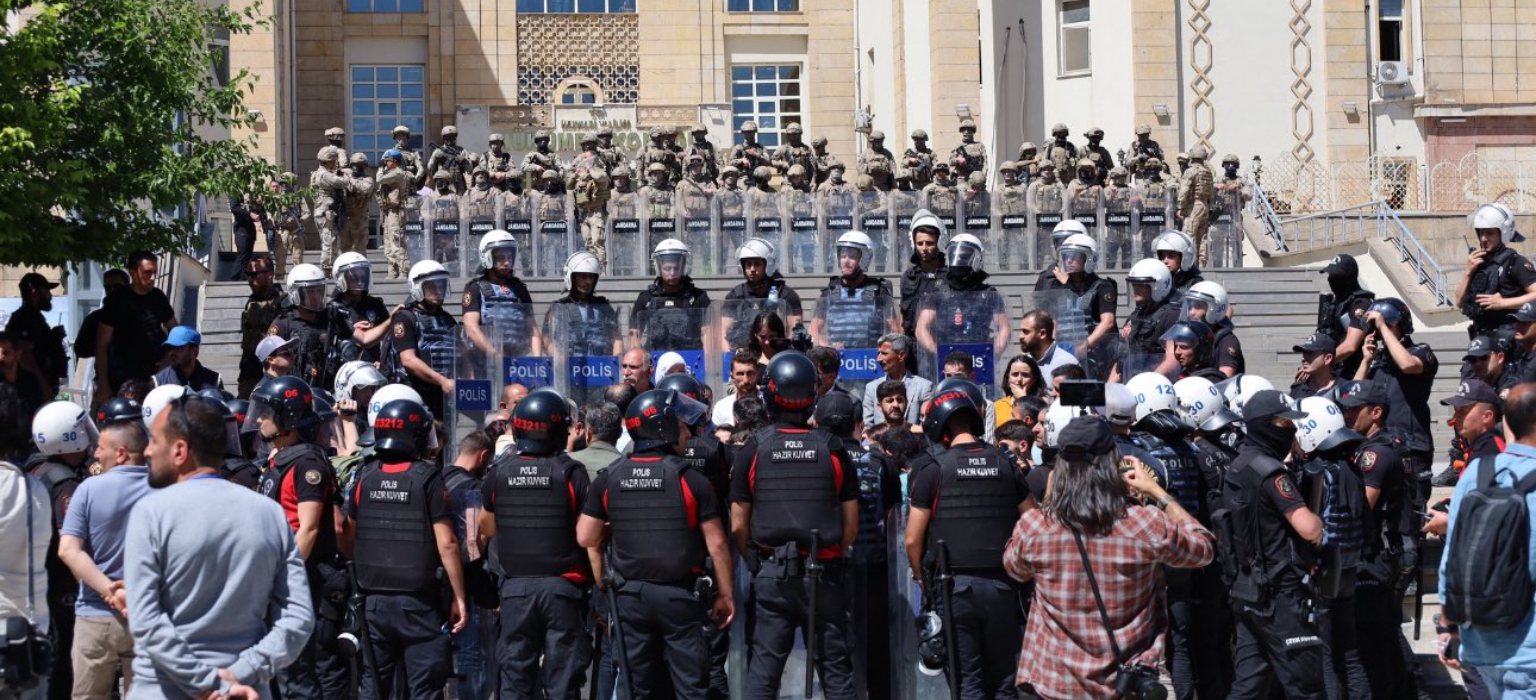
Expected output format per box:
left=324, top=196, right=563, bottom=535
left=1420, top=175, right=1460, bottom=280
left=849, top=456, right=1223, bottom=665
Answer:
left=1058, top=416, right=1115, bottom=462
left=19, top=272, right=58, bottom=292
left=1464, top=335, right=1498, bottom=361
left=1335, top=380, right=1389, bottom=408
left=1442, top=378, right=1501, bottom=407
left=1515, top=302, right=1536, bottom=323
left=1292, top=332, right=1337, bottom=354
left=1241, top=390, right=1308, bottom=423
left=812, top=392, right=858, bottom=434
left=256, top=335, right=297, bottom=363
left=163, top=326, right=202, bottom=347
left=1321, top=254, right=1359, bottom=277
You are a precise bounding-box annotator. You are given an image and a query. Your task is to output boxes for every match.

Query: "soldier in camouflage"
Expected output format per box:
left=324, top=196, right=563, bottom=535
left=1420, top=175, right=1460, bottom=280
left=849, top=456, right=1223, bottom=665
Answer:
left=522, top=129, right=562, bottom=192
left=310, top=146, right=354, bottom=272
left=375, top=150, right=414, bottom=278
left=341, top=153, right=376, bottom=256
left=676, top=154, right=716, bottom=216
left=1016, top=142, right=1041, bottom=184
left=922, top=161, right=959, bottom=220
left=1176, top=152, right=1191, bottom=178
left=749, top=165, right=779, bottom=220
left=858, top=130, right=898, bottom=192
left=427, top=125, right=471, bottom=195
left=463, top=165, right=501, bottom=221
left=388, top=125, right=425, bottom=190
left=783, top=164, right=812, bottom=195
left=1027, top=163, right=1065, bottom=217
left=1045, top=123, right=1078, bottom=184
left=996, top=161, right=1029, bottom=214
left=271, top=173, right=305, bottom=278
left=1178, top=145, right=1216, bottom=267
left=951, top=118, right=988, bottom=183
left=668, top=125, right=687, bottom=162
left=816, top=159, right=856, bottom=197
left=477, top=133, right=518, bottom=191
left=1217, top=154, right=1251, bottom=207
left=639, top=162, right=676, bottom=222
left=596, top=126, right=626, bottom=172
left=811, top=136, right=834, bottom=186
left=239, top=254, right=286, bottom=398
left=1082, top=127, right=1113, bottom=186
left=681, top=124, right=721, bottom=182
left=325, top=126, right=348, bottom=166
left=1124, top=124, right=1165, bottom=170
left=902, top=129, right=936, bottom=190
left=772, top=122, right=818, bottom=181
left=643, top=126, right=682, bottom=186
left=719, top=165, right=744, bottom=194
left=727, top=121, right=773, bottom=187
left=1069, top=159, right=1100, bottom=202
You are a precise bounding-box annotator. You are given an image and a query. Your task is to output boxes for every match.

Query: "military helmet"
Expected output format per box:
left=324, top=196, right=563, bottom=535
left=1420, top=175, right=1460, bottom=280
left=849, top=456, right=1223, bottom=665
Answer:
left=541, top=169, right=559, bottom=181
left=826, top=158, right=845, bottom=171
left=471, top=164, right=490, bottom=177
left=763, top=351, right=818, bottom=422
left=318, top=146, right=340, bottom=163
left=868, top=130, right=885, bottom=141
left=441, top=125, right=458, bottom=137
left=740, top=120, right=759, bottom=132
left=1039, top=162, right=1057, bottom=171
left=392, top=124, right=411, bottom=136
left=1144, top=157, right=1164, bottom=170
left=967, top=172, right=986, bottom=186
left=646, top=162, right=667, bottom=175
left=1077, top=158, right=1096, bottom=170
left=373, top=398, right=432, bottom=459
left=855, top=174, right=874, bottom=189
left=597, top=126, right=614, bottom=137
left=1222, top=153, right=1240, bottom=166
left=752, top=165, right=773, bottom=180
left=932, top=160, right=950, bottom=172
left=349, top=152, right=369, bottom=166
left=959, top=119, right=977, bottom=131
left=686, top=153, right=704, bottom=165
left=1188, top=145, right=1210, bottom=160
left=1000, top=160, right=1019, bottom=173
left=1109, top=166, right=1128, bottom=179
left=784, top=122, right=803, bottom=135
left=720, top=165, right=739, bottom=177
left=580, top=133, right=598, bottom=145
left=1084, top=126, right=1105, bottom=138
left=1136, top=124, right=1152, bottom=136
left=812, top=136, right=828, bottom=148
left=912, top=129, right=929, bottom=140
left=432, top=168, right=453, bottom=182
left=1051, top=123, right=1069, bottom=135
left=690, top=124, right=708, bottom=134
left=489, top=133, right=505, bottom=143
left=787, top=164, right=807, bottom=178
left=325, top=126, right=345, bottom=138
left=534, top=129, right=550, bottom=140
left=648, top=126, right=664, bottom=138
left=513, top=389, right=572, bottom=455
left=613, top=165, right=632, bottom=178
left=1019, top=141, right=1037, bottom=153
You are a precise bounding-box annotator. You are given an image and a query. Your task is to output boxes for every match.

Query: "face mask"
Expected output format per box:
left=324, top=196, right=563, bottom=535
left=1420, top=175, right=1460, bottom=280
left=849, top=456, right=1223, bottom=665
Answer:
left=1327, top=274, right=1355, bottom=295
left=1245, top=419, right=1297, bottom=459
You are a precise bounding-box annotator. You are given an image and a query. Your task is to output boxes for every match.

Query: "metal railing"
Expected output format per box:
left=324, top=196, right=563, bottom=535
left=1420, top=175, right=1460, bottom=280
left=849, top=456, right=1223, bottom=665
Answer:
left=1255, top=182, right=1452, bottom=307
left=1259, top=152, right=1536, bottom=215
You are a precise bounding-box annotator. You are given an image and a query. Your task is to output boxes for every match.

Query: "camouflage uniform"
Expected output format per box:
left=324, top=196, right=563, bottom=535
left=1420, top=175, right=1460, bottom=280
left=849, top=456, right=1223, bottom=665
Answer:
left=596, top=127, right=627, bottom=173
left=375, top=158, right=413, bottom=278
left=1081, top=127, right=1114, bottom=186
left=477, top=133, right=518, bottom=191
left=1124, top=124, right=1166, bottom=171
left=816, top=160, right=856, bottom=197
left=642, top=128, right=682, bottom=186
left=388, top=125, right=426, bottom=189
left=950, top=119, right=988, bottom=183
left=239, top=278, right=286, bottom=398
left=271, top=175, right=305, bottom=278
left=522, top=130, right=562, bottom=192
left=920, top=163, right=959, bottom=219
left=726, top=122, right=773, bottom=187
left=680, top=125, right=720, bottom=182
left=638, top=163, right=676, bottom=223
left=857, top=130, right=898, bottom=192
left=902, top=129, right=936, bottom=190
left=1178, top=146, right=1215, bottom=266
left=1044, top=124, right=1079, bottom=184
left=675, top=156, right=716, bottom=215
left=324, top=127, right=349, bottom=170
left=341, top=153, right=375, bottom=255
left=309, top=146, right=353, bottom=272
left=811, top=137, right=834, bottom=186
left=772, top=122, right=818, bottom=180
left=570, top=139, right=613, bottom=267
left=427, top=125, right=471, bottom=194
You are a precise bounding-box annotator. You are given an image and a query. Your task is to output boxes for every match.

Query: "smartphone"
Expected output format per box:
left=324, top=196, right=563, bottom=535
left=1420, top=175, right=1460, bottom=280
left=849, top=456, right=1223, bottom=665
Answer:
left=1058, top=379, right=1106, bottom=408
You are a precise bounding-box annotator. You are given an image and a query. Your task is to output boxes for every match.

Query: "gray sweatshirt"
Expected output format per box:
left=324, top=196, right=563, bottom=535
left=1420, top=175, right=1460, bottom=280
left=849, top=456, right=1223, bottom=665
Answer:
left=125, top=476, right=314, bottom=700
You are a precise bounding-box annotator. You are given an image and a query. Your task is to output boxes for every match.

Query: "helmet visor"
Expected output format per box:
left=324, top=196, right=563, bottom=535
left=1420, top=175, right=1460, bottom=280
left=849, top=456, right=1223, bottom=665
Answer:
left=1059, top=248, right=1088, bottom=273
left=240, top=398, right=276, bottom=436
left=836, top=245, right=866, bottom=267
left=947, top=242, right=983, bottom=269
left=418, top=274, right=449, bottom=303
left=487, top=243, right=517, bottom=269
left=675, top=392, right=708, bottom=428
left=340, top=265, right=371, bottom=294
left=654, top=252, right=688, bottom=280
left=1179, top=295, right=1214, bottom=322
left=294, top=283, right=326, bottom=311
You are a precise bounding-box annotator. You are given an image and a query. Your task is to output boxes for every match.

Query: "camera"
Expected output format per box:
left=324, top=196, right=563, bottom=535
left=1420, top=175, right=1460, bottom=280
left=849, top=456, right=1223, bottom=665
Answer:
left=1115, top=663, right=1167, bottom=700
left=1, top=617, right=54, bottom=698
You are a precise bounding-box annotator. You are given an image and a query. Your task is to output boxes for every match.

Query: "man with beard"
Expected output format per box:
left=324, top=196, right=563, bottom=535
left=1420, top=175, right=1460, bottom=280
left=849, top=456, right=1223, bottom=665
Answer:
left=6, top=272, right=66, bottom=398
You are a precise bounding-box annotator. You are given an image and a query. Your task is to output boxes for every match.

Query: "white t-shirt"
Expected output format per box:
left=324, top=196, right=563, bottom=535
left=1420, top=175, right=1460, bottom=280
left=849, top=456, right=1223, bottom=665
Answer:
left=0, top=462, right=53, bottom=634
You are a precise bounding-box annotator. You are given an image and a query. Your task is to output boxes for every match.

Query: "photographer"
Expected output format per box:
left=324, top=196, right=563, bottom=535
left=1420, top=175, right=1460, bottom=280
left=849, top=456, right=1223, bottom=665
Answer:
left=1003, top=416, right=1213, bottom=700
left=1, top=384, right=53, bottom=700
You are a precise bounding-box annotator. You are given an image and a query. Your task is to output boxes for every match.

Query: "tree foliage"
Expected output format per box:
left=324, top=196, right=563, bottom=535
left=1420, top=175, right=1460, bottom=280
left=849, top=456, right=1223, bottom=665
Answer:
left=0, top=0, right=281, bottom=268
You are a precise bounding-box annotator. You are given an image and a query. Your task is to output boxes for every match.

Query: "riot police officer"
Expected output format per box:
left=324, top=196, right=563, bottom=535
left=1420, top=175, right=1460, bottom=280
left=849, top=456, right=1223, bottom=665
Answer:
left=905, top=383, right=1033, bottom=699
left=729, top=352, right=859, bottom=700
left=349, top=397, right=467, bottom=700
left=1458, top=202, right=1536, bottom=338
left=723, top=237, right=805, bottom=348
left=812, top=231, right=898, bottom=348
left=1121, top=258, right=1179, bottom=376
left=1173, top=374, right=1242, bottom=505
left=1355, top=297, right=1439, bottom=495
left=1180, top=281, right=1243, bottom=377
left=912, top=233, right=1011, bottom=377
left=1038, top=233, right=1118, bottom=367
left=210, top=394, right=261, bottom=489
left=1151, top=230, right=1204, bottom=302
left=269, top=263, right=337, bottom=389
left=249, top=376, right=349, bottom=700
left=476, top=390, right=592, bottom=700
left=630, top=238, right=711, bottom=351
left=1220, top=390, right=1326, bottom=700
left=390, top=261, right=458, bottom=417
left=547, top=251, right=624, bottom=358
left=577, top=389, right=736, bottom=700
left=462, top=229, right=541, bottom=359
left=900, top=211, right=948, bottom=337
left=1317, top=253, right=1374, bottom=377
left=1161, top=319, right=1223, bottom=382
left=330, top=252, right=391, bottom=367
left=29, top=400, right=96, bottom=698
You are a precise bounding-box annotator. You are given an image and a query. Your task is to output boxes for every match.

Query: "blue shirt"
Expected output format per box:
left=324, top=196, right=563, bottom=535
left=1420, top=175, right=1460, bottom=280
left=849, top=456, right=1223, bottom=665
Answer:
left=1441, top=443, right=1536, bottom=669
left=59, top=465, right=153, bottom=616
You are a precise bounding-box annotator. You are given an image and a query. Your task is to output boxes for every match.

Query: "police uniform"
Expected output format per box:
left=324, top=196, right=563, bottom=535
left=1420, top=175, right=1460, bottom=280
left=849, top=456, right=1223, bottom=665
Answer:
left=907, top=442, right=1031, bottom=699
left=483, top=449, right=593, bottom=700
left=462, top=273, right=536, bottom=357
left=900, top=256, right=948, bottom=337
left=730, top=425, right=860, bottom=700
left=1297, top=448, right=1368, bottom=700
left=333, top=290, right=390, bottom=365
left=389, top=300, right=458, bottom=417
left=847, top=440, right=901, bottom=700
left=680, top=432, right=734, bottom=700
left=1170, top=268, right=1205, bottom=304
left=820, top=273, right=896, bottom=350
left=1212, top=319, right=1246, bottom=375
left=630, top=276, right=711, bottom=352
left=269, top=308, right=336, bottom=391
left=1363, top=335, right=1440, bottom=485
left=220, top=454, right=262, bottom=490
left=27, top=454, right=85, bottom=700
left=349, top=458, right=454, bottom=700
left=1037, top=272, right=1117, bottom=360
left=1461, top=244, right=1536, bottom=336
left=261, top=443, right=348, bottom=700
left=1125, top=295, right=1181, bottom=362
left=584, top=448, right=723, bottom=700
left=1349, top=426, right=1418, bottom=700
left=722, top=274, right=804, bottom=349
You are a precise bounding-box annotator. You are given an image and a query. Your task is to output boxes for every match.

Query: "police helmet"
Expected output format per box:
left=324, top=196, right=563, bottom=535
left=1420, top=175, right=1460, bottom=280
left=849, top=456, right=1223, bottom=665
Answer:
left=332, top=252, right=371, bottom=295
left=1367, top=298, right=1413, bottom=335
left=656, top=375, right=710, bottom=429
left=368, top=384, right=428, bottom=425
left=945, top=233, right=985, bottom=270
left=33, top=401, right=98, bottom=455
left=1159, top=319, right=1213, bottom=348
left=1471, top=202, right=1519, bottom=240
left=909, top=209, right=948, bottom=247
left=373, top=398, right=433, bottom=459
left=835, top=230, right=874, bottom=269
left=142, top=384, right=188, bottom=426
left=933, top=376, right=987, bottom=412
left=1126, top=258, right=1174, bottom=304
left=1126, top=372, right=1178, bottom=424
left=1152, top=230, right=1197, bottom=272
left=652, top=238, right=691, bottom=279
left=1043, top=400, right=1076, bottom=448
left=1173, top=376, right=1236, bottom=433
left=738, top=237, right=778, bottom=275
left=626, top=389, right=706, bottom=453
left=285, top=263, right=327, bottom=312
left=1294, top=396, right=1362, bottom=454
left=1058, top=233, right=1099, bottom=274
left=513, top=389, right=572, bottom=455
left=228, top=398, right=251, bottom=433
left=1100, top=383, right=1137, bottom=426
left=408, top=260, right=451, bottom=304
left=1051, top=219, right=1088, bottom=247
left=563, top=251, right=602, bottom=293
left=922, top=380, right=986, bottom=442
left=243, top=376, right=315, bottom=435
left=763, top=351, right=819, bottom=423
left=95, top=397, right=143, bottom=427
left=1219, top=374, right=1276, bottom=420
left=1181, top=281, right=1229, bottom=325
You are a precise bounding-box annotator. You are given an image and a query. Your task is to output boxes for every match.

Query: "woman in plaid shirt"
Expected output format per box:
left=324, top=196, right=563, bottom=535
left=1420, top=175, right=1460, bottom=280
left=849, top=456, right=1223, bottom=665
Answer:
left=1003, top=416, right=1214, bottom=699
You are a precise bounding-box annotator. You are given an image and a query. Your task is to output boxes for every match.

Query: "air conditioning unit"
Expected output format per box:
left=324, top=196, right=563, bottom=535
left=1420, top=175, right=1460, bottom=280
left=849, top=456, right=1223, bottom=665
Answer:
left=1376, top=61, right=1410, bottom=86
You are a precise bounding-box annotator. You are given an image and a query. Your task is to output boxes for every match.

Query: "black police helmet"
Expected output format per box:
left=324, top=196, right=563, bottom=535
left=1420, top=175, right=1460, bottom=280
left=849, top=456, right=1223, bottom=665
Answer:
left=763, top=351, right=818, bottom=422
left=624, top=389, right=706, bottom=453
left=513, top=389, right=572, bottom=455
left=197, top=387, right=234, bottom=403
left=95, top=397, right=142, bottom=427
left=227, top=399, right=251, bottom=427
left=249, top=375, right=316, bottom=433
left=932, top=376, right=986, bottom=411
left=655, top=374, right=710, bottom=428
left=923, top=380, right=986, bottom=442
left=1368, top=298, right=1413, bottom=335
left=373, top=398, right=432, bottom=459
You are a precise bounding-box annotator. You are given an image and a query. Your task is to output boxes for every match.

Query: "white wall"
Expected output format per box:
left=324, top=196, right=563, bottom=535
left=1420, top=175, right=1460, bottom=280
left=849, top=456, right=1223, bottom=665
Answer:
left=1033, top=0, right=1134, bottom=146
left=981, top=0, right=1031, bottom=178
left=901, top=0, right=933, bottom=138
left=856, top=0, right=899, bottom=151
left=1185, top=0, right=1319, bottom=162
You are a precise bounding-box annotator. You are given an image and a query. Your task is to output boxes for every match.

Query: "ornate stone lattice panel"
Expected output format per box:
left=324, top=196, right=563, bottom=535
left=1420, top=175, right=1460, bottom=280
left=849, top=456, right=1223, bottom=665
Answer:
left=1187, top=0, right=1215, bottom=154
left=516, top=14, right=640, bottom=105
left=1288, top=0, right=1315, bottom=165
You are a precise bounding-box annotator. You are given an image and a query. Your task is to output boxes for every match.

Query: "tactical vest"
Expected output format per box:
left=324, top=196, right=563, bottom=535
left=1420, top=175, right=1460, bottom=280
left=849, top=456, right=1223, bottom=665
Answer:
left=850, top=446, right=887, bottom=565
left=1213, top=322, right=1244, bottom=374
left=1322, top=288, right=1374, bottom=344
left=354, top=461, right=439, bottom=592
left=409, top=304, right=455, bottom=378
left=280, top=310, right=330, bottom=388
left=933, top=289, right=994, bottom=345
left=1194, top=436, right=1235, bottom=513
left=220, top=456, right=261, bottom=490
left=1134, top=431, right=1205, bottom=521
left=724, top=286, right=786, bottom=349
left=926, top=445, right=1019, bottom=571
left=553, top=299, right=619, bottom=356
left=682, top=434, right=730, bottom=505
left=490, top=453, right=585, bottom=578
left=1355, top=432, right=1410, bottom=558
left=29, top=458, right=81, bottom=507
left=824, top=285, right=883, bottom=349
left=477, top=279, right=533, bottom=355
left=1054, top=278, right=1105, bottom=343
left=606, top=455, right=706, bottom=582
left=1215, top=449, right=1305, bottom=602
left=749, top=426, right=842, bottom=551
left=1128, top=301, right=1173, bottom=355
left=259, top=443, right=331, bottom=502
left=1463, top=246, right=1520, bottom=326
left=639, top=284, right=706, bottom=351
left=1305, top=457, right=1365, bottom=599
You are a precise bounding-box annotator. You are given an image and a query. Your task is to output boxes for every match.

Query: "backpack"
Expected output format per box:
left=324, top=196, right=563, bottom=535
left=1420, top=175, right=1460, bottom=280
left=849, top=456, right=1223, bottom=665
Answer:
left=1443, top=456, right=1536, bottom=629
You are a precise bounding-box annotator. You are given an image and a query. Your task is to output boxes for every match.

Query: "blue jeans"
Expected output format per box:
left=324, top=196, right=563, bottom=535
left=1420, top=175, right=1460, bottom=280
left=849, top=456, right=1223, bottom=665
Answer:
left=454, top=605, right=498, bottom=700
left=1479, top=667, right=1536, bottom=698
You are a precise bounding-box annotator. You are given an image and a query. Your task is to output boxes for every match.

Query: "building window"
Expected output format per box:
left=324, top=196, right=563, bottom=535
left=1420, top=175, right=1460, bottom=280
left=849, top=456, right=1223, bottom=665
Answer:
left=1058, top=0, right=1091, bottom=76
left=1378, top=0, right=1403, bottom=62
left=349, top=65, right=426, bottom=164
left=730, top=64, right=803, bottom=150
left=560, top=80, right=601, bottom=105
left=208, top=27, right=230, bottom=88
left=727, top=0, right=799, bottom=11
left=347, top=0, right=425, bottom=12
left=517, top=0, right=637, bottom=12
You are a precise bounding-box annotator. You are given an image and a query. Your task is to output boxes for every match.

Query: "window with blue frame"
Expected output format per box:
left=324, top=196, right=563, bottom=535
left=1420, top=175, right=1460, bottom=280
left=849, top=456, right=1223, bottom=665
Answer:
left=350, top=65, right=426, bottom=164
left=727, top=0, right=798, bottom=11
left=729, top=64, right=803, bottom=149
left=517, top=0, right=636, bottom=12
left=346, top=0, right=424, bottom=12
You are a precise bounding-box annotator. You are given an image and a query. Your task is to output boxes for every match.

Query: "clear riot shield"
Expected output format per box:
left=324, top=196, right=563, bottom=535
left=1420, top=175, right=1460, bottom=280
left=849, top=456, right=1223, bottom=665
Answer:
left=889, top=190, right=921, bottom=267
left=856, top=190, right=894, bottom=274
left=463, top=195, right=500, bottom=279
left=1103, top=189, right=1135, bottom=271
left=959, top=191, right=995, bottom=261
left=1136, top=182, right=1171, bottom=259
left=534, top=192, right=574, bottom=279
left=677, top=186, right=716, bottom=277
left=1069, top=187, right=1102, bottom=242
left=444, top=325, right=491, bottom=448
left=1211, top=187, right=1242, bottom=268
left=403, top=194, right=428, bottom=263
left=1031, top=186, right=1065, bottom=271
left=747, top=189, right=785, bottom=270
left=994, top=190, right=1030, bottom=272
left=484, top=306, right=552, bottom=393
left=715, top=189, right=749, bottom=273
left=887, top=503, right=951, bottom=700
left=1020, top=288, right=1121, bottom=380
left=1109, top=332, right=1167, bottom=382
left=915, top=289, right=1013, bottom=398
left=920, top=187, right=958, bottom=233
left=501, top=192, right=537, bottom=280
left=810, top=294, right=899, bottom=398
left=607, top=191, right=643, bottom=277
left=785, top=189, right=819, bottom=275
left=821, top=190, right=857, bottom=276
left=628, top=302, right=720, bottom=392
left=643, top=189, right=678, bottom=259
left=426, top=194, right=463, bottom=272
left=713, top=297, right=796, bottom=385
left=545, top=301, right=623, bottom=410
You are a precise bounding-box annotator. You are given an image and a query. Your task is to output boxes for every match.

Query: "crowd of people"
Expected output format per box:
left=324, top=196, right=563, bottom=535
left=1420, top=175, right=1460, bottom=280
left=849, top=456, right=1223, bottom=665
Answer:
left=4, top=197, right=1536, bottom=700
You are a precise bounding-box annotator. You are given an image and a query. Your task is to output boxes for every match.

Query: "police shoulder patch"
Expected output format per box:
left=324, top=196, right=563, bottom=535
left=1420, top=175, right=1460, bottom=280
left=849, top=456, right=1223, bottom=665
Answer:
left=304, top=468, right=322, bottom=486
left=267, top=324, right=279, bottom=336
left=1360, top=449, right=1377, bottom=473
left=1274, top=474, right=1300, bottom=500
left=393, top=323, right=407, bottom=339
left=1352, top=307, right=1363, bottom=317
left=462, top=291, right=473, bottom=307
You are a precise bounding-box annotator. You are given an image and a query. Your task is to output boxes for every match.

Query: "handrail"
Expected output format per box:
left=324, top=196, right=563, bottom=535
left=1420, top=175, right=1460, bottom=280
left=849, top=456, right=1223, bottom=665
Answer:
left=1252, top=182, right=1451, bottom=306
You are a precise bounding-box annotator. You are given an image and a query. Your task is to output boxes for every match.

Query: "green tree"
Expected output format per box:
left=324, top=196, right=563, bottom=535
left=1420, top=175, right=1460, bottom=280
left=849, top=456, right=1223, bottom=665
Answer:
left=0, top=0, right=281, bottom=267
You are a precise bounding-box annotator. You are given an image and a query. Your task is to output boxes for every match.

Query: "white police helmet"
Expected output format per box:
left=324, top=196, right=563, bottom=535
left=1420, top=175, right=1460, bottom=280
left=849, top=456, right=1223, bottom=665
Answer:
left=1294, top=395, right=1362, bottom=454
left=737, top=237, right=778, bottom=275
left=1059, top=233, right=1099, bottom=274
left=836, top=230, right=875, bottom=268
left=141, top=384, right=189, bottom=427
left=332, top=252, right=371, bottom=294
left=408, top=260, right=450, bottom=303
left=562, top=251, right=602, bottom=292
left=1173, top=376, right=1230, bottom=431
left=1126, top=372, right=1177, bottom=423
left=651, top=238, right=691, bottom=279
left=1127, top=258, right=1174, bottom=304
left=1044, top=399, right=1077, bottom=448
left=945, top=233, right=985, bottom=270
left=478, top=229, right=518, bottom=271
left=32, top=401, right=98, bottom=455
left=1181, top=280, right=1229, bottom=324
left=1152, top=230, right=1197, bottom=271
left=1051, top=220, right=1088, bottom=247
left=1220, top=373, right=1275, bottom=418
left=368, top=383, right=428, bottom=424
left=1470, top=202, right=1518, bottom=240
left=285, top=264, right=327, bottom=312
